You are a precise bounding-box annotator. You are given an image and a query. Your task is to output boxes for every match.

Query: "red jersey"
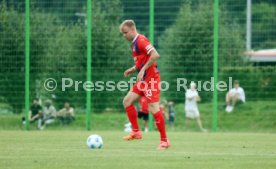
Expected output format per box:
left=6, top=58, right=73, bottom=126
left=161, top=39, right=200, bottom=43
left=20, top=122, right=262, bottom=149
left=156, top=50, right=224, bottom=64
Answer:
left=139, top=96, right=148, bottom=114
left=132, top=34, right=159, bottom=81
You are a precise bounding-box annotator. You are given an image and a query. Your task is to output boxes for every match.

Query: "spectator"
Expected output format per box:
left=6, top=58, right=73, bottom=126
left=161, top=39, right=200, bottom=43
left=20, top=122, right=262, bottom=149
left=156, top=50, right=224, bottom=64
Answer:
left=22, top=98, right=43, bottom=128
left=39, top=99, right=57, bottom=130
left=168, top=101, right=176, bottom=129
left=137, top=96, right=149, bottom=132
left=225, top=80, right=245, bottom=113
left=57, top=102, right=75, bottom=125
left=185, top=82, right=207, bottom=132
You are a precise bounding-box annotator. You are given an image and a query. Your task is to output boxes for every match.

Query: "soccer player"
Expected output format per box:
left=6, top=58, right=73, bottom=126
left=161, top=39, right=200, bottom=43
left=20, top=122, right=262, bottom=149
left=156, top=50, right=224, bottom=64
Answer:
left=137, top=96, right=149, bottom=133
left=120, top=20, right=170, bottom=150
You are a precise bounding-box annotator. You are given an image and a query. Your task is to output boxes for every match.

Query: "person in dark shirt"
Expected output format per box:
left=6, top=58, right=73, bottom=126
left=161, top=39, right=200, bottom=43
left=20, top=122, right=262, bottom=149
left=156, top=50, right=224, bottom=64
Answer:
left=22, top=98, right=42, bottom=128
left=29, top=98, right=43, bottom=123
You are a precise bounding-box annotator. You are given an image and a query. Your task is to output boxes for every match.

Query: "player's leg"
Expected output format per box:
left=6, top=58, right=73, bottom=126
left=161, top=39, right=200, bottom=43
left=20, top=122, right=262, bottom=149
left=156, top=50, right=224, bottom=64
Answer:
left=144, top=114, right=149, bottom=132
left=146, top=76, right=169, bottom=149
left=123, top=91, right=140, bottom=108
left=169, top=115, right=175, bottom=130
left=123, top=91, right=140, bottom=131
left=122, top=91, right=142, bottom=140
left=185, top=110, right=192, bottom=129
left=30, top=114, right=38, bottom=122
left=195, top=116, right=203, bottom=129
left=231, top=94, right=240, bottom=106
left=185, top=117, right=191, bottom=129
left=226, top=92, right=235, bottom=112
left=148, top=102, right=170, bottom=149
left=137, top=111, right=142, bottom=119
left=226, top=92, right=231, bottom=105
left=196, top=117, right=208, bottom=132
left=194, top=109, right=208, bottom=132
left=38, top=113, right=44, bottom=128
left=31, top=113, right=42, bottom=127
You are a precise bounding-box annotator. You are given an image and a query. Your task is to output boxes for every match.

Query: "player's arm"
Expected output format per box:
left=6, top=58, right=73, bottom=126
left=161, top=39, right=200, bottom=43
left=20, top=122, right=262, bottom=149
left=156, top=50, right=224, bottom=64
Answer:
left=164, top=109, right=169, bottom=120
left=124, top=65, right=136, bottom=77
left=38, top=106, right=43, bottom=116
left=196, top=95, right=201, bottom=102
left=186, top=92, right=195, bottom=100
left=56, top=109, right=62, bottom=117
left=137, top=49, right=159, bottom=81
left=29, top=110, right=32, bottom=120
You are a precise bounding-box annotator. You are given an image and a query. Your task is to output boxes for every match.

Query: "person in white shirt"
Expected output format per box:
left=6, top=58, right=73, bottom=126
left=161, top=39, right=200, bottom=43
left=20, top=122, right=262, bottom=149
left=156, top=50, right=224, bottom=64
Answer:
left=38, top=100, right=57, bottom=130
left=225, top=80, right=245, bottom=113
left=57, top=102, right=75, bottom=125
left=185, top=82, right=207, bottom=132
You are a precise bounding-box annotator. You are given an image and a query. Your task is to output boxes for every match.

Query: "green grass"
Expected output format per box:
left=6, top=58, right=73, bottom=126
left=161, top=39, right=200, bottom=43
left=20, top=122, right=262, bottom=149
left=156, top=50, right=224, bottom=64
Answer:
left=0, top=101, right=275, bottom=132
left=0, top=131, right=276, bottom=169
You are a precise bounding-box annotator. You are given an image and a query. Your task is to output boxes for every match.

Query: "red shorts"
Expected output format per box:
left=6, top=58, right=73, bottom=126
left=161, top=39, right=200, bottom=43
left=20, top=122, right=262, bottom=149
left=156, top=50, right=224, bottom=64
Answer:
left=131, top=75, right=160, bottom=103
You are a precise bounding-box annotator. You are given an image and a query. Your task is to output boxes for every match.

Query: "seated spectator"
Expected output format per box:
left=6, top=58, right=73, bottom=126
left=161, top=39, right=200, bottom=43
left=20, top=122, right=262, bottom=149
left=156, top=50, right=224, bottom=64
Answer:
left=39, top=99, right=57, bottom=129
left=22, top=98, right=43, bottom=128
left=225, top=80, right=245, bottom=113
left=57, top=102, right=75, bottom=125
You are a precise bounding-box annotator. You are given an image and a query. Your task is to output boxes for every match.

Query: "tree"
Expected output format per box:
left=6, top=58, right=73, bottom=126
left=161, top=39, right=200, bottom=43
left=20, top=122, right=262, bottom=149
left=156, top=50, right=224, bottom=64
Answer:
left=252, top=3, right=276, bottom=49
left=159, top=3, right=245, bottom=102
left=39, top=0, right=131, bottom=112
left=0, top=2, right=62, bottom=113
left=0, top=0, right=132, bottom=113
left=0, top=2, right=24, bottom=113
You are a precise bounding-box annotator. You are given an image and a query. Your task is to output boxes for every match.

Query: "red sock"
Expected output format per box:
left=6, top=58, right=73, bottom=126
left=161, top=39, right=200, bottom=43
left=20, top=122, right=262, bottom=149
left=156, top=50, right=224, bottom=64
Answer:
left=153, top=111, right=167, bottom=142
left=125, top=105, right=139, bottom=132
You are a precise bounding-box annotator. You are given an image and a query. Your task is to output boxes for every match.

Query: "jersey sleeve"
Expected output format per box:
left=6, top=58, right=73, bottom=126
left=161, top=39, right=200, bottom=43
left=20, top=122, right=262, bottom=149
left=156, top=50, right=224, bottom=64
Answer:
left=138, top=37, right=155, bottom=55
left=239, top=88, right=246, bottom=102
left=186, top=90, right=198, bottom=99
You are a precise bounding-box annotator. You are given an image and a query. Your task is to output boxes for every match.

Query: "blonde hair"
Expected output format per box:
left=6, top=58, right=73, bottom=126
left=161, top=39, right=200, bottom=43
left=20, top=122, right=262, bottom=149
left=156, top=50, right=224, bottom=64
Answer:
left=120, top=20, right=136, bottom=31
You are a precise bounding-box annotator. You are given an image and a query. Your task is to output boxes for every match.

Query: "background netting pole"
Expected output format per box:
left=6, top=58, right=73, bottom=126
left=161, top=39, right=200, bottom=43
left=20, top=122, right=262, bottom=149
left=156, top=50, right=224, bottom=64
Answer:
left=24, top=0, right=30, bottom=130
left=212, top=0, right=219, bottom=132
left=86, top=0, right=92, bottom=131
left=149, top=0, right=155, bottom=132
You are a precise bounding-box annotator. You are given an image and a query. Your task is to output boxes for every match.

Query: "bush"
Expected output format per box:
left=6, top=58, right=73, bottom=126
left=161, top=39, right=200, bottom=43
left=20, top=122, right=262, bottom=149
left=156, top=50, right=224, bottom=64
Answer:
left=159, top=2, right=245, bottom=103
left=219, top=66, right=276, bottom=101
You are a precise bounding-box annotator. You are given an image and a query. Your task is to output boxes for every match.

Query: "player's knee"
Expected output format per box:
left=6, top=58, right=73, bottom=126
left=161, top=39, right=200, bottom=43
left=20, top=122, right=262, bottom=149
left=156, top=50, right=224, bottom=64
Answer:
left=123, top=96, right=130, bottom=108
left=226, top=92, right=231, bottom=98
left=148, top=104, right=159, bottom=114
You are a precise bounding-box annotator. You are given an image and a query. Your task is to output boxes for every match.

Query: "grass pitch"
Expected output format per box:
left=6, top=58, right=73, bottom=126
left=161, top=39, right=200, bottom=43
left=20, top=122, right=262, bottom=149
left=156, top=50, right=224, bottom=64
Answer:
left=0, top=131, right=275, bottom=169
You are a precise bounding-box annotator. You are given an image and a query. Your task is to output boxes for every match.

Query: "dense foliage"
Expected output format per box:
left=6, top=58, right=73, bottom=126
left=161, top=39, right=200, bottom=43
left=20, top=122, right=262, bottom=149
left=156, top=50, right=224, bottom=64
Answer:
left=0, top=0, right=275, bottom=112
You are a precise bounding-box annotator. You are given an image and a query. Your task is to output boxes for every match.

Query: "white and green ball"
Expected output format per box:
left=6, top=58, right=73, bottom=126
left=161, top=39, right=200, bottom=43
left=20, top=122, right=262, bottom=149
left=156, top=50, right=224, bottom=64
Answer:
left=86, top=134, right=103, bottom=149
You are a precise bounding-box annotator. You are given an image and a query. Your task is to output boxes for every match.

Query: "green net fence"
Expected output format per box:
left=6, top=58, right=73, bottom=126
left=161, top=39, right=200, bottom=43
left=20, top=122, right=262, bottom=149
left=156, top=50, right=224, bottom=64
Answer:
left=218, top=0, right=276, bottom=131
left=0, top=0, right=275, bottom=131
left=29, top=1, right=86, bottom=128
left=0, top=1, right=25, bottom=115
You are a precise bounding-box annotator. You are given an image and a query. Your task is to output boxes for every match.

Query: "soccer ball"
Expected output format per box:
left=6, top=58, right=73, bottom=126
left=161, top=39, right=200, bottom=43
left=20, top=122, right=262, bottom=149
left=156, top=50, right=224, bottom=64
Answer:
left=124, top=122, right=132, bottom=133
left=86, top=134, right=103, bottom=149
left=124, top=126, right=132, bottom=133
